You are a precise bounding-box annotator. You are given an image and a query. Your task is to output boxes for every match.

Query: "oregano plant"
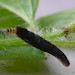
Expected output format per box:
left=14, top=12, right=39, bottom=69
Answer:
left=0, top=0, right=75, bottom=74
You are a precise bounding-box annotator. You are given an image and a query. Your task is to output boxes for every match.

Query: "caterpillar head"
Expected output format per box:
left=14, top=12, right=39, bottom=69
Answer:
left=4, top=26, right=17, bottom=34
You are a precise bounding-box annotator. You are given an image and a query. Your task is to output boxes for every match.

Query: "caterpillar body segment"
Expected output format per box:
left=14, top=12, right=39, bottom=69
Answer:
left=4, top=26, right=70, bottom=67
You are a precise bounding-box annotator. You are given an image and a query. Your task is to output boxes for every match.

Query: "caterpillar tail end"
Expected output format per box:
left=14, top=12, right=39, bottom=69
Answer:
left=58, top=56, right=70, bottom=67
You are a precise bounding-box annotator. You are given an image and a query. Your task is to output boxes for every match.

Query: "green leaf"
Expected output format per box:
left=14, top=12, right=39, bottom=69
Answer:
left=0, top=37, right=46, bottom=58
left=0, top=1, right=47, bottom=72
left=0, top=46, right=45, bottom=60
left=48, top=39, right=75, bottom=49
left=37, top=8, right=75, bottom=48
left=0, top=0, right=39, bottom=28
left=0, top=7, right=25, bottom=28
left=0, top=38, right=27, bottom=50
left=0, top=0, right=46, bottom=60
left=0, top=46, right=46, bottom=73
left=38, top=8, right=75, bottom=29
left=0, top=37, right=46, bottom=72
left=31, top=0, right=39, bottom=17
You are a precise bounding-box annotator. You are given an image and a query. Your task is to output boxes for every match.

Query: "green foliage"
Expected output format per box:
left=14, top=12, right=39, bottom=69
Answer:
left=0, top=0, right=75, bottom=73
left=0, top=0, right=38, bottom=29
left=0, top=0, right=46, bottom=73
left=38, top=9, right=75, bottom=48
left=0, top=7, right=24, bottom=28
left=38, top=9, right=75, bottom=29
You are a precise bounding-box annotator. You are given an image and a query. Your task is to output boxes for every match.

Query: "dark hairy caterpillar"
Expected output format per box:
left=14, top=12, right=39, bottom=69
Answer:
left=4, top=26, right=70, bottom=67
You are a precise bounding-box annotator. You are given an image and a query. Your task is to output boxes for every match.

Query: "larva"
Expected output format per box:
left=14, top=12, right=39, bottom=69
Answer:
left=4, top=26, right=70, bottom=67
